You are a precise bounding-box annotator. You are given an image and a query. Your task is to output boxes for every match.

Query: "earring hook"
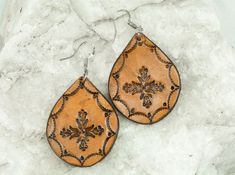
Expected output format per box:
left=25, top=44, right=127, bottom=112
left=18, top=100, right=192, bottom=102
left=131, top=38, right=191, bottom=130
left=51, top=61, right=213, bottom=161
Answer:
left=59, top=40, right=95, bottom=80
left=83, top=45, right=95, bottom=79
left=118, top=9, right=143, bottom=33
left=60, top=41, right=87, bottom=61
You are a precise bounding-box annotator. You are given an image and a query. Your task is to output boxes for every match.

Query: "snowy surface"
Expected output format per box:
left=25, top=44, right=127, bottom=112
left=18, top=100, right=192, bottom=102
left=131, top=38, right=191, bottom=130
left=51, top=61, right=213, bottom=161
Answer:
left=0, top=0, right=235, bottom=175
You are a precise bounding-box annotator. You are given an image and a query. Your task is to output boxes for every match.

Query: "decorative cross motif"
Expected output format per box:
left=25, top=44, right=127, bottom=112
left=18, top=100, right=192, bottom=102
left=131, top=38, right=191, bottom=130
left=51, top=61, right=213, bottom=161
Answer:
left=60, top=109, right=104, bottom=151
left=123, top=66, right=164, bottom=108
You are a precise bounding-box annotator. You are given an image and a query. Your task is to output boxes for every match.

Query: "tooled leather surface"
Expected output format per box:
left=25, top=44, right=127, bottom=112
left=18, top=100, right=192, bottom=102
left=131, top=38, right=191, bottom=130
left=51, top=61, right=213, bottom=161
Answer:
left=109, top=33, right=181, bottom=124
left=47, top=77, right=119, bottom=167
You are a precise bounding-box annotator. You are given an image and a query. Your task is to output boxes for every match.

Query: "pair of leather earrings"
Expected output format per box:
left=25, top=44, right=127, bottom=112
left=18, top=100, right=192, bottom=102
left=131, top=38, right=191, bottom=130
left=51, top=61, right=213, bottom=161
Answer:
left=46, top=10, right=181, bottom=167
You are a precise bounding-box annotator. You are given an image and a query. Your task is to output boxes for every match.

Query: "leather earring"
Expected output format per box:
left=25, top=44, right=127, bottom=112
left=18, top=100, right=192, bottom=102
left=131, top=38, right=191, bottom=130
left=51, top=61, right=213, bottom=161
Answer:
left=46, top=44, right=119, bottom=167
left=108, top=10, right=181, bottom=124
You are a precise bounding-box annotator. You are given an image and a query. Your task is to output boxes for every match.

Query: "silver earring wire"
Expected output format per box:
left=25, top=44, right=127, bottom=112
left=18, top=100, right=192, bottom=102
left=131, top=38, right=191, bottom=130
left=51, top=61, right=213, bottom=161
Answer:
left=60, top=40, right=95, bottom=79
left=60, top=41, right=87, bottom=61
left=83, top=45, right=95, bottom=79
left=118, top=9, right=143, bottom=33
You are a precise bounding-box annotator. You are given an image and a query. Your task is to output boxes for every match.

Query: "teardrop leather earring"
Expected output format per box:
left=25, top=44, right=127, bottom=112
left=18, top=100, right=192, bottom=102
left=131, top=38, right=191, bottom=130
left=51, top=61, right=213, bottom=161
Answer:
left=109, top=10, right=181, bottom=125
left=46, top=44, right=119, bottom=167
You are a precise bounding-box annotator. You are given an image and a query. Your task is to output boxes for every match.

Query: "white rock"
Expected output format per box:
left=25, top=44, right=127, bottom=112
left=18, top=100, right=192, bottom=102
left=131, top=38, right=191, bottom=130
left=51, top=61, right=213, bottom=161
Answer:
left=0, top=0, right=235, bottom=174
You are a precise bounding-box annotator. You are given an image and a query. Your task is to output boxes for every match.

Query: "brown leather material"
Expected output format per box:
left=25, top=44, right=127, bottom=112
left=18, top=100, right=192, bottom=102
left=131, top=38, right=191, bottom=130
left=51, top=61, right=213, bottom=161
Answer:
left=108, top=33, right=181, bottom=124
left=46, top=77, right=119, bottom=167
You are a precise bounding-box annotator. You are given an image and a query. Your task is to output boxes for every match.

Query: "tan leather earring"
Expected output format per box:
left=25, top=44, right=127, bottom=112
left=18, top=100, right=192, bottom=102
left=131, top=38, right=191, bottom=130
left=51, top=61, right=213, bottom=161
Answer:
left=108, top=10, right=181, bottom=124
left=46, top=44, right=119, bottom=167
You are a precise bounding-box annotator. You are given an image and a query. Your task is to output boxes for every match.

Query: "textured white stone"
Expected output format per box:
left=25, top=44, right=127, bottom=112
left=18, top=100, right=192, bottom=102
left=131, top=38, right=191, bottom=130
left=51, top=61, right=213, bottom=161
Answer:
left=0, top=0, right=235, bottom=174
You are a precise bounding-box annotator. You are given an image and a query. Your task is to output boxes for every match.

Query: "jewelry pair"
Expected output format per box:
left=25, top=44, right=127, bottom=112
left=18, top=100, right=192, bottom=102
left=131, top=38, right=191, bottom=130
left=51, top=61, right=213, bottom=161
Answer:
left=46, top=10, right=181, bottom=167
